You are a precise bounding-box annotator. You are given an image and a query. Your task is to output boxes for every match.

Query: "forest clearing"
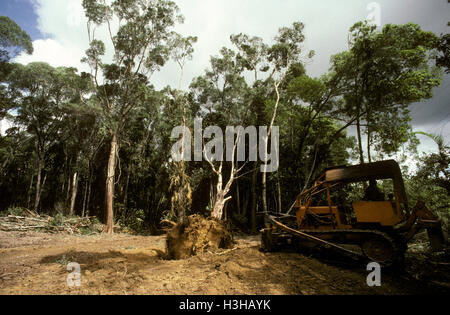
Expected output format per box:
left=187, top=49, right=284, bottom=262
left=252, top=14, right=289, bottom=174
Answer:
left=0, top=228, right=449, bottom=295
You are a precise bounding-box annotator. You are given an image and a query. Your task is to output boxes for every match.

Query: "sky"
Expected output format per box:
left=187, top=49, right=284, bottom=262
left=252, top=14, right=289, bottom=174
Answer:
left=0, top=0, right=449, bottom=161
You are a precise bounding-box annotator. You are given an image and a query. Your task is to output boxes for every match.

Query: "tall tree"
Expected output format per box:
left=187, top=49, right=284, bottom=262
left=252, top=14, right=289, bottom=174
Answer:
left=7, top=63, right=84, bottom=212
left=0, top=16, right=33, bottom=63
left=0, top=16, right=33, bottom=122
left=168, top=34, right=197, bottom=223
left=190, top=47, right=249, bottom=220
left=81, top=0, right=186, bottom=233
left=332, top=22, right=441, bottom=163
left=260, top=22, right=312, bottom=213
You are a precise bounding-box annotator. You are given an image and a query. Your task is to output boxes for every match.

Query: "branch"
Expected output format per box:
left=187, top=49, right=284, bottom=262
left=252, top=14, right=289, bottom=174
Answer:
left=203, top=146, right=220, bottom=175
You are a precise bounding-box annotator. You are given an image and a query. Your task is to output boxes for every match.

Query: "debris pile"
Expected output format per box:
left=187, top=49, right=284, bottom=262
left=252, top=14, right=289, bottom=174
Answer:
left=166, top=214, right=234, bottom=260
left=0, top=209, right=101, bottom=234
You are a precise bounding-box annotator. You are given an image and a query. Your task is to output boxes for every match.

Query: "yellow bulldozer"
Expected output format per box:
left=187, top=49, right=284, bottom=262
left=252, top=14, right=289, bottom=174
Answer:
left=261, top=160, right=447, bottom=266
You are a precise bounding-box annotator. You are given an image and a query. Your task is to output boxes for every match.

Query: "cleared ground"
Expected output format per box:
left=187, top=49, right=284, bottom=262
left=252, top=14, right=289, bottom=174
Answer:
left=0, top=231, right=448, bottom=295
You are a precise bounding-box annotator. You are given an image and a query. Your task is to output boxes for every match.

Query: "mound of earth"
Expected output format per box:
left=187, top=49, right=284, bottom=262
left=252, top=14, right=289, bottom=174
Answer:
left=166, top=214, right=234, bottom=260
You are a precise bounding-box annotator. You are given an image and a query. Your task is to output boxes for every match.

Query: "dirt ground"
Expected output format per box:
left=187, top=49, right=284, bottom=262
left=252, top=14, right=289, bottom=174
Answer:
left=0, top=230, right=449, bottom=295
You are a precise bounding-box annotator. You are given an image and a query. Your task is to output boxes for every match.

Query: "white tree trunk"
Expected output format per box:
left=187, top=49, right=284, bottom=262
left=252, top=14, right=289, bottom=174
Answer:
left=104, top=133, right=117, bottom=234
left=69, top=172, right=78, bottom=216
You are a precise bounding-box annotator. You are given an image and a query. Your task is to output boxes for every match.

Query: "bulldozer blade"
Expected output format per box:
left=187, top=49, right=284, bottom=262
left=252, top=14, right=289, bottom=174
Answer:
left=426, top=224, right=446, bottom=252
left=412, top=201, right=446, bottom=252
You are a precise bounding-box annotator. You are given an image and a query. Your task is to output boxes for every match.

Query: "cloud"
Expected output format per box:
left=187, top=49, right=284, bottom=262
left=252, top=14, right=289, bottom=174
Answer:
left=14, top=0, right=115, bottom=74
left=0, top=119, right=13, bottom=137
left=14, top=38, right=88, bottom=71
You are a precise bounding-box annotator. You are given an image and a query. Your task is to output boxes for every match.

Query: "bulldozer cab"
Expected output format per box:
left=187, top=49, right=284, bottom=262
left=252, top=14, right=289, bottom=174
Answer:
left=296, top=160, right=410, bottom=229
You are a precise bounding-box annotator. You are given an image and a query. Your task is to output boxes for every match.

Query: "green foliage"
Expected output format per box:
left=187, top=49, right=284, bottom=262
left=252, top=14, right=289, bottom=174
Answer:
left=118, top=208, right=146, bottom=233
left=435, top=33, right=450, bottom=73
left=0, top=17, right=33, bottom=122
left=0, top=206, right=25, bottom=217
left=0, top=16, right=33, bottom=61
left=404, top=133, right=450, bottom=233
left=81, top=0, right=186, bottom=133
left=331, top=21, right=441, bottom=162
left=48, top=213, right=65, bottom=227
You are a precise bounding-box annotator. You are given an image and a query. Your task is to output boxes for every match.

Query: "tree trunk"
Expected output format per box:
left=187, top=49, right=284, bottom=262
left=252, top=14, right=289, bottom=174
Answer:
left=356, top=116, right=364, bottom=165
left=27, top=172, right=34, bottom=209
left=69, top=172, right=78, bottom=216
left=366, top=108, right=372, bottom=163
left=224, top=201, right=228, bottom=221
left=65, top=156, right=72, bottom=204
left=235, top=177, right=241, bottom=215
left=250, top=166, right=258, bottom=234
left=242, top=188, right=249, bottom=217
left=123, top=165, right=131, bottom=211
left=61, top=155, right=67, bottom=194
left=212, top=193, right=227, bottom=220
left=367, top=128, right=372, bottom=163
left=38, top=173, right=47, bottom=212
left=82, top=177, right=88, bottom=217
left=34, top=158, right=43, bottom=213
left=210, top=163, right=235, bottom=220
left=276, top=171, right=282, bottom=213
left=209, top=180, right=215, bottom=216
left=86, top=173, right=92, bottom=217
left=66, top=175, right=71, bottom=206
left=262, top=78, right=283, bottom=213
left=104, top=133, right=118, bottom=234
left=211, top=171, right=225, bottom=219
left=261, top=173, right=268, bottom=214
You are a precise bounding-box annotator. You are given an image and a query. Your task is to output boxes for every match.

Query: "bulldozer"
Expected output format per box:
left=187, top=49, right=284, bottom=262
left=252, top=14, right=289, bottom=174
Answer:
left=261, top=160, right=447, bottom=267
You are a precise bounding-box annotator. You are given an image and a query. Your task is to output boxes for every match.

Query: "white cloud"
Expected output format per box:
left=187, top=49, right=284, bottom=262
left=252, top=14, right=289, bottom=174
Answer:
left=0, top=118, right=14, bottom=137
left=15, top=0, right=112, bottom=74
left=14, top=38, right=88, bottom=71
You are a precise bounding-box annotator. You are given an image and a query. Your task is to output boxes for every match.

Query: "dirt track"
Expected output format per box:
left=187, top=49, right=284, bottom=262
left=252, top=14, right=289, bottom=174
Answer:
left=0, top=231, right=448, bottom=295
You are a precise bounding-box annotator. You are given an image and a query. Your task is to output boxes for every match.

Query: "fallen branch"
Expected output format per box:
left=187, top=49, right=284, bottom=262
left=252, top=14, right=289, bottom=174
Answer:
left=208, top=247, right=239, bottom=256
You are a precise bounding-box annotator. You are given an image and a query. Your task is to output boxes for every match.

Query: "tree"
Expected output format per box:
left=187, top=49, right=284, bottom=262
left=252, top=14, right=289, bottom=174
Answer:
left=0, top=17, right=33, bottom=122
left=229, top=33, right=268, bottom=230
left=284, top=66, right=348, bottom=192
left=414, top=132, right=450, bottom=194
left=190, top=47, right=249, bottom=220
left=167, top=34, right=197, bottom=223
left=436, top=33, right=450, bottom=74
left=407, top=132, right=450, bottom=233
left=7, top=63, right=84, bottom=212
left=0, top=16, right=33, bottom=62
left=260, top=22, right=312, bottom=214
left=332, top=22, right=441, bottom=163
left=81, top=0, right=187, bottom=233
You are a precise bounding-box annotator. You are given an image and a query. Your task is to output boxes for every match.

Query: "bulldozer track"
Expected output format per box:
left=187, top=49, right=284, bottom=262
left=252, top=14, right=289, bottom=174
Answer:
left=266, top=215, right=404, bottom=267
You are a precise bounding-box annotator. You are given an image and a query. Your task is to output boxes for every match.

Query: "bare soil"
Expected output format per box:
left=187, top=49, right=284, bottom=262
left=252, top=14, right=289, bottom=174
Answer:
left=0, top=230, right=448, bottom=295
